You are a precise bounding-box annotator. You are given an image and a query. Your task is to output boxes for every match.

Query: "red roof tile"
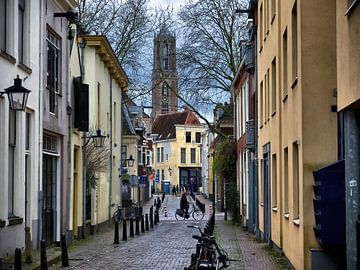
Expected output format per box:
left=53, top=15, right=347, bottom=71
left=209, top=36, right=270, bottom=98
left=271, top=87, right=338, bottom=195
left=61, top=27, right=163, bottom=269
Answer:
left=151, top=111, right=201, bottom=140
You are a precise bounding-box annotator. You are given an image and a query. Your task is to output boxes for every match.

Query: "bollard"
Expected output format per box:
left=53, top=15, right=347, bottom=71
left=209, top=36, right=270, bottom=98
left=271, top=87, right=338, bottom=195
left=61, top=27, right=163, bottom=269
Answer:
left=141, top=214, right=145, bottom=233
left=154, top=209, right=158, bottom=226
left=25, top=226, right=32, bottom=263
left=154, top=198, right=156, bottom=206
left=150, top=211, right=154, bottom=228
left=164, top=205, right=168, bottom=217
left=224, top=208, right=228, bottom=221
left=122, top=219, right=127, bottom=241
left=156, top=209, right=160, bottom=223
left=61, top=234, right=69, bottom=267
left=114, top=220, right=119, bottom=244
left=145, top=214, right=149, bottom=231
left=135, top=217, right=140, bottom=236
left=40, top=240, right=48, bottom=270
left=129, top=218, right=134, bottom=238
left=14, top=248, right=21, bottom=270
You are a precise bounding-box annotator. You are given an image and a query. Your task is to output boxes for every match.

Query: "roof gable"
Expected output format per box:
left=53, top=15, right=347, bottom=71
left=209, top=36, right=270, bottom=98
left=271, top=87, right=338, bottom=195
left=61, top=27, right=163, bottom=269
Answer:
left=152, top=111, right=201, bottom=140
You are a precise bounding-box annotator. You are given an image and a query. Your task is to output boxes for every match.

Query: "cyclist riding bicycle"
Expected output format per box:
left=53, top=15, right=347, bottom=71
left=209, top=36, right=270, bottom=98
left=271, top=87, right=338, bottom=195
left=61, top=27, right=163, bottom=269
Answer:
left=180, top=193, right=190, bottom=217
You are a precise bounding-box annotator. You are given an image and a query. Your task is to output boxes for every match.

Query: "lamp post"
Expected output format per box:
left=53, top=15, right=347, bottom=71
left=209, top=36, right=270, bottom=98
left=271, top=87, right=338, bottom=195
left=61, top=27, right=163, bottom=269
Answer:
left=1, top=75, right=31, bottom=111
left=168, top=167, right=174, bottom=176
left=82, top=129, right=106, bottom=238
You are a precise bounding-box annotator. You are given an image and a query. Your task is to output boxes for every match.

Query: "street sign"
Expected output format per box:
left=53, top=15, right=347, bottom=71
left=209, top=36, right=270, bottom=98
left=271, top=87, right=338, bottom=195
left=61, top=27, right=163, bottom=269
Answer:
left=155, top=174, right=159, bottom=183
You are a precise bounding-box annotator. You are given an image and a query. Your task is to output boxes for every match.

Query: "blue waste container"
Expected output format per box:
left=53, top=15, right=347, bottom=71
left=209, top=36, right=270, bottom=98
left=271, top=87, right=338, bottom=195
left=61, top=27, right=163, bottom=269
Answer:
left=163, top=181, right=170, bottom=193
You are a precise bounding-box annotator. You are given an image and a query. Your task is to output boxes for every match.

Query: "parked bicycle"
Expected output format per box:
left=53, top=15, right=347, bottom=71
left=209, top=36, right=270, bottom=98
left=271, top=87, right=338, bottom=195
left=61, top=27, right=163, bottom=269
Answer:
left=175, top=201, right=204, bottom=220
left=184, top=225, right=231, bottom=270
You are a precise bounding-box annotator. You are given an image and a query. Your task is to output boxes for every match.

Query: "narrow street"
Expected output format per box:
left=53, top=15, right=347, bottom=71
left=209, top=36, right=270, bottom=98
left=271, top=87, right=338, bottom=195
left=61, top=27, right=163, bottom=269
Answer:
left=47, top=194, right=291, bottom=270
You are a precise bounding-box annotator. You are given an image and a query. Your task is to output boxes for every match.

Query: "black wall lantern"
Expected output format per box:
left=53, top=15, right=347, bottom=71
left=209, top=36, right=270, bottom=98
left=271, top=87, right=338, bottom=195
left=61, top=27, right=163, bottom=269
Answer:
left=0, top=75, right=31, bottom=111
left=83, top=129, right=106, bottom=148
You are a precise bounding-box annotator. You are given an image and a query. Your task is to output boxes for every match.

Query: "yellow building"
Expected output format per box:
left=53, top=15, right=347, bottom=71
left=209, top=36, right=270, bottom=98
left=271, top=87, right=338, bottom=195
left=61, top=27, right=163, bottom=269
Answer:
left=151, top=111, right=206, bottom=193
left=257, top=1, right=337, bottom=269
left=69, top=35, right=128, bottom=238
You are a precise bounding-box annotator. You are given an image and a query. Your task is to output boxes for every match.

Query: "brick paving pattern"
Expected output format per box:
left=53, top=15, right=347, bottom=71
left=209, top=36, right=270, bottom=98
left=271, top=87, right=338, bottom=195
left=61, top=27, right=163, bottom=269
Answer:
left=47, top=194, right=290, bottom=270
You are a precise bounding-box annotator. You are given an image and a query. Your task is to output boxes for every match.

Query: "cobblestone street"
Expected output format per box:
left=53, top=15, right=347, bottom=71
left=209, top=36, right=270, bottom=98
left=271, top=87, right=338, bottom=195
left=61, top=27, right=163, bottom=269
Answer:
left=48, top=194, right=291, bottom=270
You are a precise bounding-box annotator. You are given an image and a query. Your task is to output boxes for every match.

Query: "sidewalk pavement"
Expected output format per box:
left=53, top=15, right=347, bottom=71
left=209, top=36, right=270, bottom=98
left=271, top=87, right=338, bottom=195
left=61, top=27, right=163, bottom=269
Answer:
left=10, top=193, right=292, bottom=270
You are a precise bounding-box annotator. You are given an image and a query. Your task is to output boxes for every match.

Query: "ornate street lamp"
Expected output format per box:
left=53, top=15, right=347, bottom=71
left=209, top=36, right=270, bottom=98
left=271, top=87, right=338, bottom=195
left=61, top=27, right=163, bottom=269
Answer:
left=83, top=129, right=106, bottom=148
left=125, top=155, right=135, bottom=167
left=1, top=75, right=31, bottom=111
left=91, top=129, right=106, bottom=147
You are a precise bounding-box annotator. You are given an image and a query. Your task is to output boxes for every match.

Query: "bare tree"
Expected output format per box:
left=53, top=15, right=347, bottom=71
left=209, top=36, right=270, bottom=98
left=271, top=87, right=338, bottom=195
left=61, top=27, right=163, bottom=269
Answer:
left=177, top=0, right=248, bottom=108
left=78, top=0, right=152, bottom=78
left=85, top=129, right=111, bottom=189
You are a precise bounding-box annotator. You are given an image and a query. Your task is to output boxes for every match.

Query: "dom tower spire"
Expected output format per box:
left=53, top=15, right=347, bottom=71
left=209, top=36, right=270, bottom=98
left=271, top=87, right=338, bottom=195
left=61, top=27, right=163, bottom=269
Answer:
left=151, top=26, right=178, bottom=119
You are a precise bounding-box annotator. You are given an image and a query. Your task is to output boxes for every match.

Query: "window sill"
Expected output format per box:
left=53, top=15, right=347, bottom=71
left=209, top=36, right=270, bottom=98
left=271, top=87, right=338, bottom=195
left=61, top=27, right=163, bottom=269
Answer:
left=292, top=218, right=300, bottom=226
left=346, top=0, right=359, bottom=16
left=291, top=77, right=298, bottom=89
left=0, top=219, right=5, bottom=228
left=271, top=13, right=276, bottom=24
left=8, top=216, right=23, bottom=226
left=282, top=94, right=288, bottom=102
left=18, top=63, right=32, bottom=74
left=0, top=50, right=16, bottom=64
left=272, top=207, right=277, bottom=212
left=284, top=213, right=289, bottom=220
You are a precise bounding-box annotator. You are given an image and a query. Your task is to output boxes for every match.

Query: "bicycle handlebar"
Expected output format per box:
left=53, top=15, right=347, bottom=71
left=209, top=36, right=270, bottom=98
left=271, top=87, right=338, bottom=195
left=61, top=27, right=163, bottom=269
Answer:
left=192, top=235, right=216, bottom=245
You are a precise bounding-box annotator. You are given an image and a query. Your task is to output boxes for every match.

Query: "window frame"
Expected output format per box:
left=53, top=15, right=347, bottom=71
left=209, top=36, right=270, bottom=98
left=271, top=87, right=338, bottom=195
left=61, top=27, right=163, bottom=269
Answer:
left=190, top=148, right=196, bottom=163
left=46, top=27, right=61, bottom=114
left=180, top=148, right=186, bottom=164
left=185, top=131, right=191, bottom=143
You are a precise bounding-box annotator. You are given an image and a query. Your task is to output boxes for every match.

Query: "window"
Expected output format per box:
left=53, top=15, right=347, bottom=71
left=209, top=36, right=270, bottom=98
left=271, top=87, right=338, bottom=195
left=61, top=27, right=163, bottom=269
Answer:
left=18, top=0, right=25, bottom=63
left=97, top=83, right=100, bottom=128
left=113, top=102, right=116, bottom=142
left=265, top=0, right=269, bottom=34
left=266, top=69, right=270, bottom=120
left=271, top=57, right=276, bottom=114
left=146, top=150, right=151, bottom=166
left=160, top=147, right=164, bottom=162
left=0, top=0, right=6, bottom=51
left=186, top=132, right=191, bottom=143
left=157, top=147, right=160, bottom=163
left=291, top=2, right=298, bottom=84
left=191, top=148, right=196, bottom=163
left=8, top=110, right=16, bottom=217
left=162, top=83, right=168, bottom=96
left=195, top=132, right=201, bottom=143
left=284, top=147, right=289, bottom=215
left=282, top=29, right=288, bottom=98
left=293, top=141, right=299, bottom=220
left=162, top=42, right=169, bottom=70
left=161, top=101, right=169, bottom=114
left=181, top=148, right=186, bottom=163
left=46, top=29, right=61, bottom=114
left=161, top=169, right=165, bottom=181
left=259, top=4, right=263, bottom=47
left=121, top=146, right=127, bottom=166
left=272, top=154, right=277, bottom=208
left=271, top=0, right=276, bottom=21
left=25, top=112, right=31, bottom=151
left=260, top=81, right=263, bottom=125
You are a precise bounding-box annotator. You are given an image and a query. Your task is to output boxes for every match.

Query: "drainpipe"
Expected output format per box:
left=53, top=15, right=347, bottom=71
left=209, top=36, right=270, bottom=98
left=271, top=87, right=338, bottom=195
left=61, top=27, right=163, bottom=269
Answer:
left=108, top=75, right=113, bottom=224
left=37, top=0, right=44, bottom=248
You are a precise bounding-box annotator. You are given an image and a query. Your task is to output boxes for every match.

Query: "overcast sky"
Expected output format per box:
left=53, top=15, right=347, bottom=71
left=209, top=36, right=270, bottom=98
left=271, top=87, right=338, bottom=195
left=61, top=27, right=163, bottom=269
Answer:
left=148, top=0, right=184, bottom=11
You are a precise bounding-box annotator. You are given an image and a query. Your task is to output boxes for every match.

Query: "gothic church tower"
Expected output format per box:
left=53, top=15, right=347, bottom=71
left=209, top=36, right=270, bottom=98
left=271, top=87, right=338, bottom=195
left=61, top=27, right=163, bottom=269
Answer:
left=152, top=26, right=178, bottom=119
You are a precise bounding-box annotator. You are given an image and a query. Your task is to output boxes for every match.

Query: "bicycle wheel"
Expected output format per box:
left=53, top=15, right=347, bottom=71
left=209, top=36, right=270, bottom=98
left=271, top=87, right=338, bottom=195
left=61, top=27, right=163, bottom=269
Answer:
left=192, top=209, right=204, bottom=220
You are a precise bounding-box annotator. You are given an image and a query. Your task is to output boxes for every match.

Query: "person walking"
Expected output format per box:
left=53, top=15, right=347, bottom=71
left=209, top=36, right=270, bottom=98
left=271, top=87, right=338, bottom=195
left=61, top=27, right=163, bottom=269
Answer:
left=172, top=186, right=176, bottom=196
